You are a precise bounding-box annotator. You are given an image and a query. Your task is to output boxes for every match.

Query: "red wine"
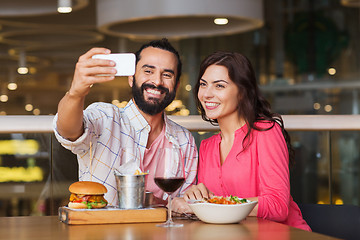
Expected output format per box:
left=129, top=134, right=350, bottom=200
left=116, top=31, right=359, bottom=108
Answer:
left=154, top=177, right=185, bottom=193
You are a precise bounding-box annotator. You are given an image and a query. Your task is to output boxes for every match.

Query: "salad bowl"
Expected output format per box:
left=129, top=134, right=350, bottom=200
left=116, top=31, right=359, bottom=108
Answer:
left=187, top=196, right=257, bottom=224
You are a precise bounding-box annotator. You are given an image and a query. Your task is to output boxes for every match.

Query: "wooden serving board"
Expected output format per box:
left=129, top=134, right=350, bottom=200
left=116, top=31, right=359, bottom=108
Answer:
left=58, top=206, right=166, bottom=225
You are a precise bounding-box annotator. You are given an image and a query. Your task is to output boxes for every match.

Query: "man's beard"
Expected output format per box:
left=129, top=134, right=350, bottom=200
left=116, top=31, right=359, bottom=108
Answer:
left=132, top=77, right=176, bottom=115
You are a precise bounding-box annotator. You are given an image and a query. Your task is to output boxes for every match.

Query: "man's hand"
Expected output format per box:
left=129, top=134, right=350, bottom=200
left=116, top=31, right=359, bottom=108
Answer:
left=68, top=48, right=117, bottom=98
left=171, top=197, right=193, bottom=214
left=57, top=48, right=117, bottom=141
left=183, top=183, right=214, bottom=201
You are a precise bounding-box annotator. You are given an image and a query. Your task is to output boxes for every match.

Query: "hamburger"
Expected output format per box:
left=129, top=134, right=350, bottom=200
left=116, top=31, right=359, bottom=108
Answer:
left=68, top=181, right=108, bottom=209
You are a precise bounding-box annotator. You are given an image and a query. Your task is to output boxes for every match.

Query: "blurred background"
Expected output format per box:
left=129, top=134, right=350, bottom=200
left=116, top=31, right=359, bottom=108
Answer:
left=0, top=0, right=359, bottom=216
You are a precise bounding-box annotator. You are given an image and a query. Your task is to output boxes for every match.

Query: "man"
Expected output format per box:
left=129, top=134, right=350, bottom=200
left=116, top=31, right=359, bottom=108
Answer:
left=53, top=39, right=198, bottom=207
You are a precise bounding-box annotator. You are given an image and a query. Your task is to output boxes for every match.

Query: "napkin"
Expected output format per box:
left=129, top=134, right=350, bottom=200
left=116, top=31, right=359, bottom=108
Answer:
left=114, top=160, right=142, bottom=175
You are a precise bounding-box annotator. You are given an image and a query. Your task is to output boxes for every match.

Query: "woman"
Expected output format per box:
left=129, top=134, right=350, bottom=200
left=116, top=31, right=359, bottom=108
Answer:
left=183, top=51, right=310, bottom=231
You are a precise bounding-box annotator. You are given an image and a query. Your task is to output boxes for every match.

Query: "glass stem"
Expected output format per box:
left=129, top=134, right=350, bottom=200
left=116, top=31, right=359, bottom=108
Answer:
left=167, top=195, right=173, bottom=223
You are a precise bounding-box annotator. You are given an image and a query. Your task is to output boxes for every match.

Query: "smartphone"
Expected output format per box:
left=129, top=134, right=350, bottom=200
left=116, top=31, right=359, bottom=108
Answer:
left=92, top=53, right=135, bottom=76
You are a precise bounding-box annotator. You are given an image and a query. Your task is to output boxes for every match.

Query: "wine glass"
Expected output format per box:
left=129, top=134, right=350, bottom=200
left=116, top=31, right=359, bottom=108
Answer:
left=154, top=147, right=185, bottom=227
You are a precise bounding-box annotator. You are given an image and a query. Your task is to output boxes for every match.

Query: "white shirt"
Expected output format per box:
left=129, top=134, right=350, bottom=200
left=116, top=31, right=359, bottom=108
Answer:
left=53, top=100, right=198, bottom=206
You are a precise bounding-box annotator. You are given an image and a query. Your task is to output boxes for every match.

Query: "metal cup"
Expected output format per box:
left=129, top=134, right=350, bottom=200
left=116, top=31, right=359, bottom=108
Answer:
left=145, top=191, right=153, bottom=208
left=114, top=172, right=147, bottom=209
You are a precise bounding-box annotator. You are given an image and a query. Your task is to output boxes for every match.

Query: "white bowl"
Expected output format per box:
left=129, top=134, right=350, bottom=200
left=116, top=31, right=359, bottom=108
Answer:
left=188, top=199, right=258, bottom=224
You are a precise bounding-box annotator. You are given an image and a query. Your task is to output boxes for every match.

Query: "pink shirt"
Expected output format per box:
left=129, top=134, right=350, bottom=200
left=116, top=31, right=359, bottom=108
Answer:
left=198, top=121, right=311, bottom=231
left=143, top=125, right=174, bottom=200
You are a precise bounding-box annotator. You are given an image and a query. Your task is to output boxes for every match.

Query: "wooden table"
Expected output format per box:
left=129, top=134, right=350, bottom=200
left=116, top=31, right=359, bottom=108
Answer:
left=0, top=215, right=339, bottom=240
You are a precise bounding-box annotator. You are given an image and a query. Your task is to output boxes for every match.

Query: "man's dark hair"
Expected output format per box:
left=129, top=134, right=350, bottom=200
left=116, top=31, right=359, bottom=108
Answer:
left=135, top=38, right=182, bottom=86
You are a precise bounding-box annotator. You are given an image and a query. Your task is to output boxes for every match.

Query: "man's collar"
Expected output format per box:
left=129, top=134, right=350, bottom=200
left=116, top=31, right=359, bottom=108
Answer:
left=124, top=99, right=179, bottom=146
left=163, top=113, right=180, bottom=147
left=124, top=99, right=150, bottom=132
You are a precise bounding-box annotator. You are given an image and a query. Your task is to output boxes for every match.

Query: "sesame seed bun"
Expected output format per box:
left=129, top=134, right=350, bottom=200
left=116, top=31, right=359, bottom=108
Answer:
left=69, top=181, right=108, bottom=195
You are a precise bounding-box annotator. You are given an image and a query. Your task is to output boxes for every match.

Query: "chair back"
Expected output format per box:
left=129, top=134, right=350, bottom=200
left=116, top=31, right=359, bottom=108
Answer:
left=298, top=203, right=360, bottom=240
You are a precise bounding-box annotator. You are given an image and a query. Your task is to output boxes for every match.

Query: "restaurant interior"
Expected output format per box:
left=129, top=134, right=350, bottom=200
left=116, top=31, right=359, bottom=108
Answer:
left=0, top=0, right=359, bottom=234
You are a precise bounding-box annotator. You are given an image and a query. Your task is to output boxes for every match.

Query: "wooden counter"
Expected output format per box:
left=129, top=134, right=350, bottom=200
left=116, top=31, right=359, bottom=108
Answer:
left=0, top=215, right=339, bottom=240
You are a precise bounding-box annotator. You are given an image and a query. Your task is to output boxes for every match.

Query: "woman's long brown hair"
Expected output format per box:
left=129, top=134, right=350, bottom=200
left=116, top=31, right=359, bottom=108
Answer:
left=194, top=51, right=294, bottom=166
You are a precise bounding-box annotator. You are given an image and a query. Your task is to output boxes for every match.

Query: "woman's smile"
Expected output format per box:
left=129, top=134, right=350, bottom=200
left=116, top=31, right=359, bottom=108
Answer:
left=204, top=101, right=220, bottom=110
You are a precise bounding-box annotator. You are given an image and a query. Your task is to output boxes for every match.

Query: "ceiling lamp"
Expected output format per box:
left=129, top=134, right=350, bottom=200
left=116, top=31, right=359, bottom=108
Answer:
left=25, top=104, right=34, bottom=112
left=7, top=68, right=18, bottom=91
left=214, top=18, right=229, bottom=25
left=0, top=95, right=8, bottom=103
left=7, top=82, right=17, bottom=91
left=0, top=0, right=88, bottom=17
left=0, top=87, right=8, bottom=103
left=17, top=51, right=28, bottom=75
left=58, top=0, right=73, bottom=14
left=96, top=0, right=264, bottom=40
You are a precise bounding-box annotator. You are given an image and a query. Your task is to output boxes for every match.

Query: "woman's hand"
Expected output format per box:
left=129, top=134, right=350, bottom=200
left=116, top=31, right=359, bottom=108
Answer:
left=183, top=183, right=214, bottom=201
left=246, top=197, right=259, bottom=216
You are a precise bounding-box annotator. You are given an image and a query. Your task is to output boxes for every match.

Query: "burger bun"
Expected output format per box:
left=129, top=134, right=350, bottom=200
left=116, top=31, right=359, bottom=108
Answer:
left=69, top=181, right=107, bottom=195
left=68, top=201, right=107, bottom=209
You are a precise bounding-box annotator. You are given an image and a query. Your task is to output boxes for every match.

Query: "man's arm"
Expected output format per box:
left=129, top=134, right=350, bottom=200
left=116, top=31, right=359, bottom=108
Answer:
left=56, top=48, right=116, bottom=141
left=57, top=91, right=86, bottom=141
